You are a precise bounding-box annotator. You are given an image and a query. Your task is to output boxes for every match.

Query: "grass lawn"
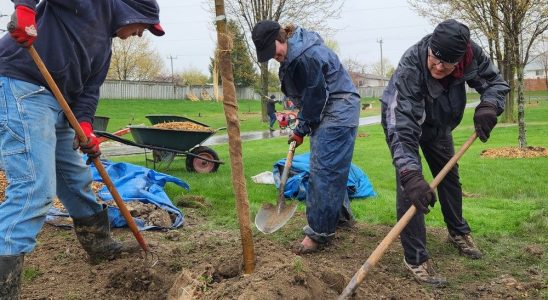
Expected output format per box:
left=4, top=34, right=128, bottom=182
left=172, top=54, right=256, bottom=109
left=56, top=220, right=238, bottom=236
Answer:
left=95, top=97, right=382, bottom=134
left=104, top=94, right=547, bottom=296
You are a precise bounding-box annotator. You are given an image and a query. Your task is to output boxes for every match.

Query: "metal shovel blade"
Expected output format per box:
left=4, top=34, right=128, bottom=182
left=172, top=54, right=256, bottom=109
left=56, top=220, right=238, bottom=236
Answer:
left=255, top=200, right=298, bottom=234
left=255, top=141, right=298, bottom=234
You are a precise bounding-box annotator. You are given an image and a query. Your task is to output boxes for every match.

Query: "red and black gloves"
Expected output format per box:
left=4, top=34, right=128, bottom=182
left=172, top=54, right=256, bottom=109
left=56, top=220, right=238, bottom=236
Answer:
left=288, top=131, right=304, bottom=147
left=473, top=101, right=498, bottom=143
left=400, top=170, right=437, bottom=214
left=73, top=122, right=101, bottom=165
left=7, top=5, right=37, bottom=47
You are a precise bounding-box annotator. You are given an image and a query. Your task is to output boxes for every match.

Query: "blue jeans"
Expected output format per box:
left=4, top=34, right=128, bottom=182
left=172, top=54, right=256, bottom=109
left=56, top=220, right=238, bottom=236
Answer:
left=303, top=94, right=360, bottom=244
left=0, top=77, right=102, bottom=255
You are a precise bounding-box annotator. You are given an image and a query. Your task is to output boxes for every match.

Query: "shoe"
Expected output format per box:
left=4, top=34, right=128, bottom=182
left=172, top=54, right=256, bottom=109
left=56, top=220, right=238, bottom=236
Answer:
left=404, top=258, right=447, bottom=287
left=448, top=232, right=482, bottom=259
left=73, top=205, right=140, bottom=264
left=0, top=255, right=24, bottom=299
left=269, top=127, right=275, bottom=131
left=292, top=236, right=320, bottom=255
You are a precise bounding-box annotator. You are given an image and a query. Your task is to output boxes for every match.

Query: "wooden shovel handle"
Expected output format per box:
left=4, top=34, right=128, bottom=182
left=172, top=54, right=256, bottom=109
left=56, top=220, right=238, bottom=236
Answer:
left=338, top=132, right=477, bottom=299
left=27, top=46, right=149, bottom=253
left=278, top=141, right=297, bottom=200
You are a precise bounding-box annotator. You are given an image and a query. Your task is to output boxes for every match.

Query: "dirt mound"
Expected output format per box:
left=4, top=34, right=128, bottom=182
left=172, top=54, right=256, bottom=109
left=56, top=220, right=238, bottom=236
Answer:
left=481, top=146, right=548, bottom=158
left=106, top=264, right=170, bottom=299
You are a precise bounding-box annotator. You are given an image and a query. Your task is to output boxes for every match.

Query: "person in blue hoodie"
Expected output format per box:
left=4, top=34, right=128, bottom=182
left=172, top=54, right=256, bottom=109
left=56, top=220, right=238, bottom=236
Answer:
left=0, top=1, right=164, bottom=297
left=252, top=20, right=361, bottom=254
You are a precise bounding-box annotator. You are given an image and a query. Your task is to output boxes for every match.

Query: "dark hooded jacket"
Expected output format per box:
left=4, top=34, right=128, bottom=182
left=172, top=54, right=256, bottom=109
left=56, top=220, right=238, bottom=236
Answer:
left=0, top=0, right=161, bottom=123
left=279, top=27, right=359, bottom=137
left=381, top=35, right=509, bottom=173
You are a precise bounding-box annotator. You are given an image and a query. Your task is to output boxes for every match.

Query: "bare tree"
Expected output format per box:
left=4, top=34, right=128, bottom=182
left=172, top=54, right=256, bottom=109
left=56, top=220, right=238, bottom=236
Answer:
left=409, top=0, right=547, bottom=148
left=107, top=35, right=165, bottom=81
left=214, top=0, right=344, bottom=120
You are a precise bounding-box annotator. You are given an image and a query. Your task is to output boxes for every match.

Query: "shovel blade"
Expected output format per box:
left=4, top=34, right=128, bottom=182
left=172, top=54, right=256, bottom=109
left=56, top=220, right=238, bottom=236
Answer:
left=254, top=201, right=298, bottom=234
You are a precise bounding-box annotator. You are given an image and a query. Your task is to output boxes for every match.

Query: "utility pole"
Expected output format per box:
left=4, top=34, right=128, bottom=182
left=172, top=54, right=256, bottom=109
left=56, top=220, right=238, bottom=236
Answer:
left=377, top=37, right=384, bottom=77
left=167, top=55, right=177, bottom=83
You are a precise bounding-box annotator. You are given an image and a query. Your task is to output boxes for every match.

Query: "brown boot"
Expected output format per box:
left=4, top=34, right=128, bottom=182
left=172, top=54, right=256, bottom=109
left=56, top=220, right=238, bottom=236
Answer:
left=73, top=206, right=139, bottom=264
left=0, top=255, right=24, bottom=299
left=404, top=258, right=447, bottom=287
left=448, top=232, right=482, bottom=259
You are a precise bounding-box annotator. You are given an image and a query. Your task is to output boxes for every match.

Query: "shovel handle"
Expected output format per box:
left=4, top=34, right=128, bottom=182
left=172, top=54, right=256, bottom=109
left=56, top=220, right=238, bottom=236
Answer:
left=278, top=141, right=297, bottom=201
left=339, top=132, right=477, bottom=299
left=27, top=46, right=149, bottom=253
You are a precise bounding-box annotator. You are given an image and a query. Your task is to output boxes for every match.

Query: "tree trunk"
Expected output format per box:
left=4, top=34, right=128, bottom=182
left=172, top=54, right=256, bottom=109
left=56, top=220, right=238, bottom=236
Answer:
left=502, top=41, right=516, bottom=123
left=260, top=62, right=269, bottom=122
left=516, top=65, right=527, bottom=148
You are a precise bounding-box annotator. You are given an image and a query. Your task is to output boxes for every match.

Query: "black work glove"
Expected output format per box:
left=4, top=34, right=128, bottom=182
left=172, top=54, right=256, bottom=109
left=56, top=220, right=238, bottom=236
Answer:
left=473, top=101, right=498, bottom=143
left=400, top=170, right=437, bottom=214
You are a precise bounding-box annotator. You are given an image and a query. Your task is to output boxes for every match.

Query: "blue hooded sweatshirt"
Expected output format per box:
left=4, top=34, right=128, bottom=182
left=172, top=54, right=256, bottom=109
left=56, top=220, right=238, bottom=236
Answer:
left=0, top=0, right=162, bottom=123
left=279, top=27, right=359, bottom=137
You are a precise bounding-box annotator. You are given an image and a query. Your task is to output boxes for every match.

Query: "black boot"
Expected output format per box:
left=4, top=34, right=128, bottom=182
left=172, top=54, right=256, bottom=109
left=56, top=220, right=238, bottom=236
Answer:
left=0, top=255, right=24, bottom=300
left=73, top=206, right=139, bottom=264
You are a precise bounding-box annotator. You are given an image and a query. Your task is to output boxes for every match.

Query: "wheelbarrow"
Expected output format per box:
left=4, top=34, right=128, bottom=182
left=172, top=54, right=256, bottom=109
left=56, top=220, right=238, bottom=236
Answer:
left=95, top=115, right=224, bottom=173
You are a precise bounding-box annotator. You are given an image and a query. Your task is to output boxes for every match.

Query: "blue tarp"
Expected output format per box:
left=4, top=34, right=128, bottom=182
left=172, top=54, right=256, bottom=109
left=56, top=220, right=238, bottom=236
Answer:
left=272, top=152, right=376, bottom=200
left=46, top=159, right=189, bottom=230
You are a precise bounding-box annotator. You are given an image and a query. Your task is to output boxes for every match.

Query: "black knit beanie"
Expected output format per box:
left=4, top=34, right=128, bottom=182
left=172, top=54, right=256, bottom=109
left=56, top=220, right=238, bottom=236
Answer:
left=429, top=19, right=470, bottom=63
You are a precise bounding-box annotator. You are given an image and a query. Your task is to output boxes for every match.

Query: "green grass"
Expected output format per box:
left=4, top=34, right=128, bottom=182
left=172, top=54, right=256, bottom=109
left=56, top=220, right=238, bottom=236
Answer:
left=96, top=97, right=382, bottom=134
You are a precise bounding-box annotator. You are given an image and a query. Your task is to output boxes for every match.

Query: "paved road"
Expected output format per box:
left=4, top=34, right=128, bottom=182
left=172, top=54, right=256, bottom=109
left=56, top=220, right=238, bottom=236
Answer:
left=101, top=101, right=479, bottom=157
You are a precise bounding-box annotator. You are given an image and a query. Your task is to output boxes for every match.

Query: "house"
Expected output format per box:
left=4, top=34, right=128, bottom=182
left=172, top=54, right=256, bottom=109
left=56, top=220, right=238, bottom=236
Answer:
left=524, top=54, right=547, bottom=91
left=348, top=71, right=390, bottom=88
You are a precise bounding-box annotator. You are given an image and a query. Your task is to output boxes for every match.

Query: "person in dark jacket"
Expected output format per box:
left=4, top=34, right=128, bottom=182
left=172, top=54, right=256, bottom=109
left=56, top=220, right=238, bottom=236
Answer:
left=0, top=0, right=164, bottom=298
left=252, top=20, right=361, bottom=254
left=265, top=94, right=278, bottom=131
left=380, top=19, right=509, bottom=286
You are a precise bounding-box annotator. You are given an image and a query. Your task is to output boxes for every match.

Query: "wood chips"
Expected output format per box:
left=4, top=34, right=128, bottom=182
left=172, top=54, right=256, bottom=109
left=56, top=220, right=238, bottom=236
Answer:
left=480, top=146, right=548, bottom=158
left=153, top=121, right=214, bottom=132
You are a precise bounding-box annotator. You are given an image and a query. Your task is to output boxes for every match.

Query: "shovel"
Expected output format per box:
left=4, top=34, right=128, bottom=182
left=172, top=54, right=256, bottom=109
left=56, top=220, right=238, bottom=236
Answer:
left=338, top=132, right=478, bottom=299
left=255, top=141, right=299, bottom=234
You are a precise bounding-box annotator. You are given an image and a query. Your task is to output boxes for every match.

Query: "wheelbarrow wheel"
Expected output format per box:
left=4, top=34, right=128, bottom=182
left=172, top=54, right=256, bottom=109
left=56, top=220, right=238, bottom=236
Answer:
left=186, top=146, right=220, bottom=173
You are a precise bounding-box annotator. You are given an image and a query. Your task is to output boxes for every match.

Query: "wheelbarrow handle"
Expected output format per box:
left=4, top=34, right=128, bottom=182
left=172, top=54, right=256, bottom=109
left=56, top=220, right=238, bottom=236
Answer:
left=26, top=46, right=150, bottom=253
left=338, top=132, right=478, bottom=299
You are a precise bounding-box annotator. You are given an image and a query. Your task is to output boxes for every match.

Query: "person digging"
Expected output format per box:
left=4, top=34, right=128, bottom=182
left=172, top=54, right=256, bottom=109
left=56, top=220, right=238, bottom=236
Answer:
left=0, top=1, right=165, bottom=299
left=380, top=19, right=509, bottom=286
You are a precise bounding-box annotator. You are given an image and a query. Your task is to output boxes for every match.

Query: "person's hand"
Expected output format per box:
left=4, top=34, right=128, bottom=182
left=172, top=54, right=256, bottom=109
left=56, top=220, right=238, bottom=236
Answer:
left=288, top=131, right=303, bottom=147
left=7, top=5, right=37, bottom=47
left=473, top=101, right=498, bottom=143
left=400, top=170, right=437, bottom=214
left=73, top=122, right=101, bottom=165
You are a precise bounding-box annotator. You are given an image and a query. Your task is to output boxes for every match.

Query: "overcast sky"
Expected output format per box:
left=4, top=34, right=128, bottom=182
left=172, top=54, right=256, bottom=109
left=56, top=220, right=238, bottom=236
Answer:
left=0, top=0, right=437, bottom=76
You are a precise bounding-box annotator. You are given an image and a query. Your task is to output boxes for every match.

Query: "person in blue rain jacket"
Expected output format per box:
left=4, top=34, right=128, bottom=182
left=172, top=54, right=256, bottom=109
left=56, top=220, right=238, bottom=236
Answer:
left=252, top=20, right=360, bottom=254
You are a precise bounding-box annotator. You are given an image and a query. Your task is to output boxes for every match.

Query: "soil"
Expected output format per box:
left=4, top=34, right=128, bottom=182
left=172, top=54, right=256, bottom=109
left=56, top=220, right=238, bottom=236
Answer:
left=480, top=146, right=548, bottom=158
left=19, top=210, right=545, bottom=299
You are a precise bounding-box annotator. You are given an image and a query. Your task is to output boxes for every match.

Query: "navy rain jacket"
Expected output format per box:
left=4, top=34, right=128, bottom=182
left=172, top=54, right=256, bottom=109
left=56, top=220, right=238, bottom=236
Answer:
left=0, top=0, right=161, bottom=123
left=279, top=27, right=359, bottom=137
left=381, top=35, right=509, bottom=173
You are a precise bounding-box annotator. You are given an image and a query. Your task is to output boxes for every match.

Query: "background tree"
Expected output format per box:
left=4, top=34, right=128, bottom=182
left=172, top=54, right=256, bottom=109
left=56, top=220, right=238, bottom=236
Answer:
left=409, top=0, right=547, bottom=148
left=180, top=67, right=209, bottom=86
left=370, top=58, right=394, bottom=78
left=218, top=0, right=344, bottom=120
left=107, top=35, right=164, bottom=81
left=209, top=20, right=257, bottom=88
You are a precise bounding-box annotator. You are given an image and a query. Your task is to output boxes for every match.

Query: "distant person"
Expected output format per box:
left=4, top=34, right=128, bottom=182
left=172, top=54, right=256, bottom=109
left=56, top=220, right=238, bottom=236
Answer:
left=264, top=94, right=278, bottom=131
left=252, top=20, right=360, bottom=254
left=0, top=0, right=165, bottom=298
left=380, top=19, right=509, bottom=286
